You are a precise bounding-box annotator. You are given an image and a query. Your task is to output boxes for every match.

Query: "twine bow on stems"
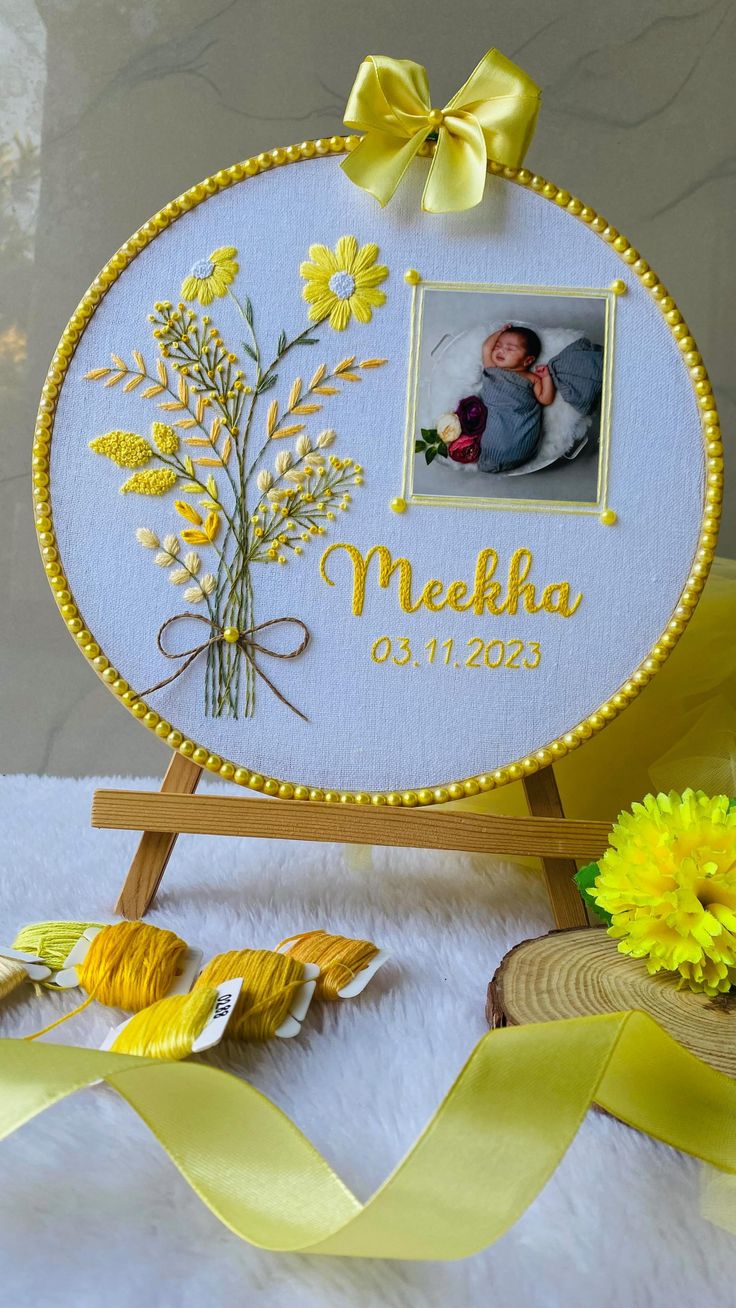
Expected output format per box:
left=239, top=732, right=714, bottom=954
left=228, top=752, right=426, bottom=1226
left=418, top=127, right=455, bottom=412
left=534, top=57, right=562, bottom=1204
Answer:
left=138, top=614, right=311, bottom=721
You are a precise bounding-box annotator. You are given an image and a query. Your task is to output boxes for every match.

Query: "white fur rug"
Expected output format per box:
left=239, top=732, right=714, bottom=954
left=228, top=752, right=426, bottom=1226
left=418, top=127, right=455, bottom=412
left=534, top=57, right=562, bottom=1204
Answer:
left=1, top=774, right=735, bottom=1306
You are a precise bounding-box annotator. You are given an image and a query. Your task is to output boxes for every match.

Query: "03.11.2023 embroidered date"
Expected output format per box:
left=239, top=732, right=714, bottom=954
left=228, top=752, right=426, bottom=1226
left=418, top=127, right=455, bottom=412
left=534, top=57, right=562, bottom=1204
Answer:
left=370, top=636, right=542, bottom=670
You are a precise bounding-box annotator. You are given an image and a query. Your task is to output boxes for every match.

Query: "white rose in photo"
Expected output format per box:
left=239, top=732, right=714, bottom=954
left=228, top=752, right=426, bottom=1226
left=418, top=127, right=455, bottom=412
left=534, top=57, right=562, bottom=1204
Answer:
left=436, top=412, right=461, bottom=443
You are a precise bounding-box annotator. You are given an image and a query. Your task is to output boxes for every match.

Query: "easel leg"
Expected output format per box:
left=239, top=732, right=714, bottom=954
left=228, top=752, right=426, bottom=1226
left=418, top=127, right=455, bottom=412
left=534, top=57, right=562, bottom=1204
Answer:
left=522, top=768, right=587, bottom=929
left=114, top=753, right=202, bottom=919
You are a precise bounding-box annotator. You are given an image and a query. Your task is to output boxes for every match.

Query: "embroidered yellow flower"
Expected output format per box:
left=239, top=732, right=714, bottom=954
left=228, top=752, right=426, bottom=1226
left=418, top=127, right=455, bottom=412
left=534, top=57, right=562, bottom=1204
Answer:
left=151, top=421, right=178, bottom=455
left=181, top=247, right=239, bottom=305
left=592, top=790, right=736, bottom=996
left=89, top=431, right=152, bottom=468
left=300, top=236, right=388, bottom=331
left=120, top=468, right=178, bottom=495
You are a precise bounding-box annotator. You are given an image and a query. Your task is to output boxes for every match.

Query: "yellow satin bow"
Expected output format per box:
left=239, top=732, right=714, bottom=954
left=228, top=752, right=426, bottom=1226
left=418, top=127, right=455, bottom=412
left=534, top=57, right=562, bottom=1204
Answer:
left=341, top=48, right=541, bottom=213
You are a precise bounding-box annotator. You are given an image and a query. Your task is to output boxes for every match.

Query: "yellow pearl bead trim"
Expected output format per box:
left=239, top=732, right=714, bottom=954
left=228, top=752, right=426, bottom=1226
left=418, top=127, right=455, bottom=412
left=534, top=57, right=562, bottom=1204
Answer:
left=34, top=143, right=721, bottom=808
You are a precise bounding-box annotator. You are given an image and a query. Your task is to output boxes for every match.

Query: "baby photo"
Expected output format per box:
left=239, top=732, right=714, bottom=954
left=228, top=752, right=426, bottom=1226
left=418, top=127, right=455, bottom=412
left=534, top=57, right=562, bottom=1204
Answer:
left=409, top=286, right=612, bottom=508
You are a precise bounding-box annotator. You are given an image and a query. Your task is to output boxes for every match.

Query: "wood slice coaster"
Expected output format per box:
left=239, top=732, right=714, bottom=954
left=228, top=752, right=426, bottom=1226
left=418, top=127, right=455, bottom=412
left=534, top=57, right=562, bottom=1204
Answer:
left=487, top=927, right=736, bottom=1078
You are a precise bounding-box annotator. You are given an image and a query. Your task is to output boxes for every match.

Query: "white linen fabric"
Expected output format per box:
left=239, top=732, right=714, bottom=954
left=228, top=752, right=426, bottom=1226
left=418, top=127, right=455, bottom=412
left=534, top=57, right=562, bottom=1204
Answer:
left=49, top=157, right=705, bottom=792
left=1, top=773, right=735, bottom=1307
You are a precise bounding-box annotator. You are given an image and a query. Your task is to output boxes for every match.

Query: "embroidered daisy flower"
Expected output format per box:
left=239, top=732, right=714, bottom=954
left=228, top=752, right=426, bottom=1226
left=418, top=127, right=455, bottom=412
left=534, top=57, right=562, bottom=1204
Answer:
left=181, top=247, right=239, bottom=305
left=300, top=236, right=388, bottom=331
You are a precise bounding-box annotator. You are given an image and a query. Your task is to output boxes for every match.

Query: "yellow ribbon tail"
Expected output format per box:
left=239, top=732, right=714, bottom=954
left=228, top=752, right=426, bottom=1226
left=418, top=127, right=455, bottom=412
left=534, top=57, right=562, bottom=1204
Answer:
left=422, top=113, right=488, bottom=213
left=341, top=128, right=430, bottom=208
left=2, top=1012, right=736, bottom=1259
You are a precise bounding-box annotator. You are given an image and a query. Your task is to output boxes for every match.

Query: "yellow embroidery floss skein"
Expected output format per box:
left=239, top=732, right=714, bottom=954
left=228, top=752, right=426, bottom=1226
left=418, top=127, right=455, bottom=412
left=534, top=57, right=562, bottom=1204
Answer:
left=0, top=957, right=29, bottom=1003
left=12, top=920, right=105, bottom=976
left=194, top=949, right=307, bottom=1041
left=22, top=919, right=189, bottom=1040
left=109, top=988, right=219, bottom=1060
left=278, top=930, right=380, bottom=1000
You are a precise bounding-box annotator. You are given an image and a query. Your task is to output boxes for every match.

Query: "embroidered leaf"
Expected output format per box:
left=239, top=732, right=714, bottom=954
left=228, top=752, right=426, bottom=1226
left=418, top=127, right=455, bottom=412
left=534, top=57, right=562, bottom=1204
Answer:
left=275, top=450, right=292, bottom=474
left=256, top=373, right=278, bottom=395
left=313, top=385, right=339, bottom=396
left=175, top=418, right=198, bottom=429
left=204, top=512, right=220, bottom=542
left=243, top=342, right=258, bottom=363
left=181, top=483, right=201, bottom=493
left=266, top=400, right=279, bottom=436
left=271, top=423, right=305, bottom=440
left=292, top=403, right=321, bottom=415
left=154, top=550, right=175, bottom=567
left=175, top=501, right=202, bottom=525
left=183, top=551, right=201, bottom=573
left=257, top=470, right=273, bottom=493
left=89, top=431, right=153, bottom=468
left=177, top=374, right=188, bottom=404
left=181, top=529, right=209, bottom=546
left=198, top=499, right=220, bottom=512
left=111, top=354, right=127, bottom=370
left=162, top=534, right=180, bottom=555
left=210, top=417, right=223, bottom=442
left=158, top=400, right=183, bottom=411
left=169, top=568, right=189, bottom=585
left=221, top=436, right=232, bottom=464
left=334, top=356, right=356, bottom=374
left=85, top=367, right=111, bottom=381
left=316, top=428, right=336, bottom=448
left=277, top=330, right=287, bottom=355
left=206, top=475, right=218, bottom=499
left=156, top=358, right=168, bottom=386
left=183, top=584, right=206, bottom=604
left=184, top=437, right=212, bottom=446
left=338, top=372, right=360, bottom=383
left=242, top=296, right=254, bottom=327
left=309, top=364, right=327, bottom=390
left=123, top=374, right=144, bottom=392
left=183, top=456, right=195, bottom=476
left=195, top=395, right=206, bottom=424
left=194, top=457, right=222, bottom=466
left=104, top=371, right=126, bottom=387
left=120, top=468, right=177, bottom=495
left=359, top=358, right=388, bottom=369
left=200, top=573, right=216, bottom=596
left=142, top=384, right=164, bottom=399
left=133, top=350, right=146, bottom=372
left=295, top=434, right=312, bottom=458
left=135, top=527, right=160, bottom=549
left=288, top=378, right=302, bottom=410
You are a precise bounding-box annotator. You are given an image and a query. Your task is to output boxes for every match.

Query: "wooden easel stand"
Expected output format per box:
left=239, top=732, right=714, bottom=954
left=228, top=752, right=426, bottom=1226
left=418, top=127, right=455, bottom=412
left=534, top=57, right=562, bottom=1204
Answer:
left=94, top=755, right=609, bottom=928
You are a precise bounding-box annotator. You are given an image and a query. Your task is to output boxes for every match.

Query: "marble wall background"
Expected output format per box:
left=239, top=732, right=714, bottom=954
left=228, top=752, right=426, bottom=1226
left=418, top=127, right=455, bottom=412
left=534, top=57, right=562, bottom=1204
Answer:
left=1, top=0, right=733, bottom=776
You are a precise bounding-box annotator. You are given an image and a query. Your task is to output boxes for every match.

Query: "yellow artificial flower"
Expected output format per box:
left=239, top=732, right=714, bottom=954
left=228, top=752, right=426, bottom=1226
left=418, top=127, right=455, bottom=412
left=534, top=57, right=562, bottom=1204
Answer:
left=593, top=790, right=736, bottom=995
left=299, top=236, right=388, bottom=331
left=181, top=247, right=239, bottom=305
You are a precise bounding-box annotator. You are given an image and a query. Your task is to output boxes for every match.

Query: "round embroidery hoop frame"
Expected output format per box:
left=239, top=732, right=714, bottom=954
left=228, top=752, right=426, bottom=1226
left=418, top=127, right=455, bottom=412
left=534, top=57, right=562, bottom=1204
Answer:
left=33, top=137, right=722, bottom=808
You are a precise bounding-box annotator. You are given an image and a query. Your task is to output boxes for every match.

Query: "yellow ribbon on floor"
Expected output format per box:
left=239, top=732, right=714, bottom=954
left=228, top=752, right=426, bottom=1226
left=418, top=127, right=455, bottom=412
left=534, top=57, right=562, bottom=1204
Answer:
left=1, top=1012, right=735, bottom=1258
left=342, top=48, right=541, bottom=213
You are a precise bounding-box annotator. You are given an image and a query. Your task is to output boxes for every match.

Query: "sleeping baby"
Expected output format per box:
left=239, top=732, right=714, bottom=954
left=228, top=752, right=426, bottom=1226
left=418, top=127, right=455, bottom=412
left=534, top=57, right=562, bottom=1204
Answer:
left=478, top=324, right=555, bottom=472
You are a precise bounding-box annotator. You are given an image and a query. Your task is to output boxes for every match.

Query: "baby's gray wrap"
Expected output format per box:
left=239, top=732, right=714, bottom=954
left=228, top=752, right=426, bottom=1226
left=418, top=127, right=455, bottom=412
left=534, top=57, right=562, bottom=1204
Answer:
left=478, top=368, right=542, bottom=472
left=548, top=336, right=603, bottom=415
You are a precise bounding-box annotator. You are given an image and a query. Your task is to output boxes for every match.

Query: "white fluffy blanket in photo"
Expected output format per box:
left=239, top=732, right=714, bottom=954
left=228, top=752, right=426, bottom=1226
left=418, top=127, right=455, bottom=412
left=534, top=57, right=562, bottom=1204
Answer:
left=428, top=323, right=591, bottom=475
left=1, top=774, right=734, bottom=1307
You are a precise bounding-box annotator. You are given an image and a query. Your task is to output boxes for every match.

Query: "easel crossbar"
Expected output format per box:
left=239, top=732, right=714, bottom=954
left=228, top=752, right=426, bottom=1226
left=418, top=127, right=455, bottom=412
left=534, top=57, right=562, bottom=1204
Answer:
left=93, top=789, right=611, bottom=860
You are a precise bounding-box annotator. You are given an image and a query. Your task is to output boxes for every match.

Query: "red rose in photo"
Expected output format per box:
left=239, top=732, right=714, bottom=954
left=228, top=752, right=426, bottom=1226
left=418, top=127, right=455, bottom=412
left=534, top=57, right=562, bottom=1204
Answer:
left=448, top=434, right=481, bottom=463
left=456, top=394, right=488, bottom=437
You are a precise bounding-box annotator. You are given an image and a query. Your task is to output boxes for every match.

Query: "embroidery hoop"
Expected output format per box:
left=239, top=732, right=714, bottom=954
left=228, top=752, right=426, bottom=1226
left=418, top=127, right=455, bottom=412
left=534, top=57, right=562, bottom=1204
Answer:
left=34, top=138, right=721, bottom=811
